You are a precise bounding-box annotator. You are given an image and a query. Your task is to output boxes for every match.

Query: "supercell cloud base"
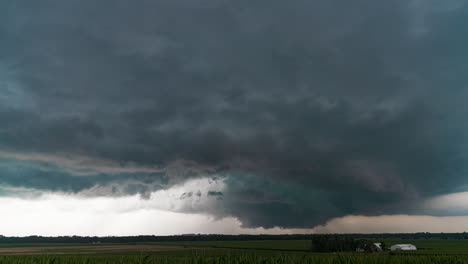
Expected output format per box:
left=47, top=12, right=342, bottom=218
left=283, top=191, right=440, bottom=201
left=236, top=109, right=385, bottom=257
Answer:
left=1, top=0, right=468, bottom=235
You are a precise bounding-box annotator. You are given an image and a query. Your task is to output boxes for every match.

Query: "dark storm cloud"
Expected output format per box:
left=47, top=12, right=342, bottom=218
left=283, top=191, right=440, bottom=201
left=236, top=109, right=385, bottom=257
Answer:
left=1, top=0, right=468, bottom=228
left=207, top=191, right=223, bottom=197
left=0, top=156, right=168, bottom=196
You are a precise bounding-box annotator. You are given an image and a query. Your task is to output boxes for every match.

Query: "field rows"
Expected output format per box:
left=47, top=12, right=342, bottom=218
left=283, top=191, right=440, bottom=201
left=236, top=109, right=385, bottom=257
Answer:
left=2, top=239, right=468, bottom=263
left=3, top=255, right=468, bottom=264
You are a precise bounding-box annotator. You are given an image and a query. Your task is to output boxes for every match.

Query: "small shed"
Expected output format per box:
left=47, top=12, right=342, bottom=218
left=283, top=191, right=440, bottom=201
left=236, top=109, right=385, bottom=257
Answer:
left=390, top=244, right=417, bottom=251
left=356, top=242, right=383, bottom=252
left=373, top=243, right=383, bottom=251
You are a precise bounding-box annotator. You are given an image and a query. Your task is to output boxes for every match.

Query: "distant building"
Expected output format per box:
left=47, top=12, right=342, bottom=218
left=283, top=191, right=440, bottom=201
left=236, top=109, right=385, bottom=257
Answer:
left=356, top=242, right=383, bottom=252
left=390, top=244, right=417, bottom=251
left=373, top=243, right=383, bottom=251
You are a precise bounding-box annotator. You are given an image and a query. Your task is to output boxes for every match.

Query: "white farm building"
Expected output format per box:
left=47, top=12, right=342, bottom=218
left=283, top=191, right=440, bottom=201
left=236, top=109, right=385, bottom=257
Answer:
left=390, top=244, right=417, bottom=251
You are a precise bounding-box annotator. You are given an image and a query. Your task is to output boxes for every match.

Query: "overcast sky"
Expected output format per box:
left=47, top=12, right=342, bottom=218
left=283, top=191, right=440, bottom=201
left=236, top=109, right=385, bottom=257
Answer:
left=1, top=0, right=468, bottom=236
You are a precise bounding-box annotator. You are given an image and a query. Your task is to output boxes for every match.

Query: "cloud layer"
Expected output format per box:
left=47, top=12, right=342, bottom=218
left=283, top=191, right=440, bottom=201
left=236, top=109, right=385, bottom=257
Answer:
left=1, top=0, right=468, bottom=229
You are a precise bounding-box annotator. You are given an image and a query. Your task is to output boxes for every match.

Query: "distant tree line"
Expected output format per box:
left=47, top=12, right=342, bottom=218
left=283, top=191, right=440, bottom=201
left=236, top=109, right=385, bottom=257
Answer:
left=0, top=233, right=467, bottom=244
left=311, top=235, right=385, bottom=253
left=326, top=232, right=468, bottom=240
left=0, top=234, right=312, bottom=244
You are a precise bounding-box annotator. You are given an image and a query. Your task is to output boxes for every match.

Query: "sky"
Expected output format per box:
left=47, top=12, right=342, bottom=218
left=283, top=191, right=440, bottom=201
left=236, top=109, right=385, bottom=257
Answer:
left=1, top=0, right=468, bottom=236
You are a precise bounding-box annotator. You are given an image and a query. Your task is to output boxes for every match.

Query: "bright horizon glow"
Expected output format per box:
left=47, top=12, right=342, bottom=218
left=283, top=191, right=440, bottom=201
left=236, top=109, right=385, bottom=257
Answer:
left=0, top=193, right=314, bottom=237
left=1, top=192, right=468, bottom=236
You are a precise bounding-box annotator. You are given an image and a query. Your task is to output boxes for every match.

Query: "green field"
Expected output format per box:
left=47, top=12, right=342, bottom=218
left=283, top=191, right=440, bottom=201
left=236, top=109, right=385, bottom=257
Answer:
left=145, top=238, right=468, bottom=255
left=145, top=240, right=313, bottom=251
left=2, top=239, right=468, bottom=263
left=3, top=254, right=468, bottom=264
left=380, top=239, right=468, bottom=255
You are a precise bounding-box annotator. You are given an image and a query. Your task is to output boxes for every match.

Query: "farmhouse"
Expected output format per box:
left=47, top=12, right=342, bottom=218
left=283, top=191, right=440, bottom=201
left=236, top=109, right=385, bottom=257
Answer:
left=356, top=242, right=383, bottom=252
left=390, top=244, right=417, bottom=251
left=373, top=243, right=383, bottom=251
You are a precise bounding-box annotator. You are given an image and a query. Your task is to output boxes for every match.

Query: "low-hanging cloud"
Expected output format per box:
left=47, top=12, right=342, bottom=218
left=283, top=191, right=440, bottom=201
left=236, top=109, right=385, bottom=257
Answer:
left=1, top=0, right=468, bottom=229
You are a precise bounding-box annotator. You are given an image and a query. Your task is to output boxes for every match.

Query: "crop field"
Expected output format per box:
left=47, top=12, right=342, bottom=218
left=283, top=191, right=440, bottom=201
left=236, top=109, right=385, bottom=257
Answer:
left=3, top=254, right=468, bottom=264
left=1, top=239, right=468, bottom=263
left=145, top=240, right=313, bottom=251
left=145, top=238, right=468, bottom=255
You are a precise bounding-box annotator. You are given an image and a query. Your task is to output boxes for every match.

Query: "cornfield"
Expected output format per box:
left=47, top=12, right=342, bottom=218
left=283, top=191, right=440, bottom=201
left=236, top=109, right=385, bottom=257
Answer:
left=1, top=255, right=468, bottom=264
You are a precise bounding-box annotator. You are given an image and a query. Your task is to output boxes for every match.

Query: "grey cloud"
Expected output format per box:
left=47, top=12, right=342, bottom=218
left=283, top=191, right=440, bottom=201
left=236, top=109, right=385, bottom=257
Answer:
left=0, top=0, right=468, bottom=228
left=207, top=191, right=223, bottom=197
left=207, top=191, right=223, bottom=201
left=180, top=192, right=193, bottom=199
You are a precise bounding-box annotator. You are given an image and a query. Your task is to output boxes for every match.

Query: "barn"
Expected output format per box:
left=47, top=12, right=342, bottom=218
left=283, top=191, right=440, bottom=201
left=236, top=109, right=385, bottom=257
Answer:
left=390, top=244, right=417, bottom=251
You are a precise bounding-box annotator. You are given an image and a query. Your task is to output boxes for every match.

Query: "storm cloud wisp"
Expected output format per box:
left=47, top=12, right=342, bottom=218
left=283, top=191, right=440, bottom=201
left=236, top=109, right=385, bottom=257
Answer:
left=1, top=0, right=468, bottom=231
